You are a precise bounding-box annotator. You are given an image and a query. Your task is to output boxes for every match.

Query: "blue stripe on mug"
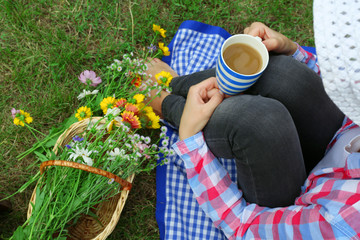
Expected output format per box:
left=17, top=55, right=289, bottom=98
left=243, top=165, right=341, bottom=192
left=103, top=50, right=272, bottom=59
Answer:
left=217, top=78, right=256, bottom=94
left=216, top=70, right=256, bottom=90
left=217, top=83, right=246, bottom=95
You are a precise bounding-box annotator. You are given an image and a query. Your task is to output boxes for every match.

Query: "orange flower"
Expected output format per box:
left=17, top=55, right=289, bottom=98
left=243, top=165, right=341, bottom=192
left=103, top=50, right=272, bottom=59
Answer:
left=125, top=103, right=140, bottom=115
left=115, top=98, right=127, bottom=108
left=121, top=111, right=141, bottom=129
left=131, top=76, right=142, bottom=88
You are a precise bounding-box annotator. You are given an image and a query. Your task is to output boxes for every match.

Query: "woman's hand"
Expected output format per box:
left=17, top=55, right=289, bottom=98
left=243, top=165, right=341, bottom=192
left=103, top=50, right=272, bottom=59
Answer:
left=179, top=77, right=224, bottom=140
left=244, top=22, right=298, bottom=56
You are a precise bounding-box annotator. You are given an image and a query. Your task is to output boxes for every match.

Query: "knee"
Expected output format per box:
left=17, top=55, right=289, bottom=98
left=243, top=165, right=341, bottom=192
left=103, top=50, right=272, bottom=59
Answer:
left=208, top=95, right=294, bottom=142
left=237, top=96, right=294, bottom=142
left=268, top=55, right=323, bottom=88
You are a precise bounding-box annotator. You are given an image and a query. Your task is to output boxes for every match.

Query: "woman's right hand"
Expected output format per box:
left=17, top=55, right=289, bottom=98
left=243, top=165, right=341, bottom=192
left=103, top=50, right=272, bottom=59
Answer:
left=179, top=77, right=224, bottom=140
left=244, top=22, right=298, bottom=56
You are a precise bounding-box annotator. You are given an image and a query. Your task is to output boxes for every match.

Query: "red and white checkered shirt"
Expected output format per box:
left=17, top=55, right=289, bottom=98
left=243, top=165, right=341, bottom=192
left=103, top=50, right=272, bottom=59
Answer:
left=173, top=131, right=360, bottom=239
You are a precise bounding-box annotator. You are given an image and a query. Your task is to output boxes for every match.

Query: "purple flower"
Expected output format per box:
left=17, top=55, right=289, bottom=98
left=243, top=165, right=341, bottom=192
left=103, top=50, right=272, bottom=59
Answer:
left=11, top=108, right=20, bottom=119
left=65, top=144, right=72, bottom=149
left=73, top=136, right=84, bottom=142
left=78, top=70, right=102, bottom=87
left=147, top=44, right=157, bottom=53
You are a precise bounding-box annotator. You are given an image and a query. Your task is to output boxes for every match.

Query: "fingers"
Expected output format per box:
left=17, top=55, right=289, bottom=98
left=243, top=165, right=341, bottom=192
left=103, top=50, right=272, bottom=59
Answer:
left=244, top=27, right=250, bottom=34
left=243, top=22, right=297, bottom=55
left=205, top=88, right=224, bottom=113
left=179, top=77, right=224, bottom=140
left=262, top=38, right=280, bottom=52
left=194, top=77, right=218, bottom=91
left=243, top=22, right=267, bottom=38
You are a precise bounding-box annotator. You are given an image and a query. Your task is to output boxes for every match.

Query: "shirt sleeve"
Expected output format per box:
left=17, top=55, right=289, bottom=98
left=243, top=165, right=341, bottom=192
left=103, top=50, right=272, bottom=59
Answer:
left=292, top=42, right=320, bottom=75
left=172, top=132, right=334, bottom=240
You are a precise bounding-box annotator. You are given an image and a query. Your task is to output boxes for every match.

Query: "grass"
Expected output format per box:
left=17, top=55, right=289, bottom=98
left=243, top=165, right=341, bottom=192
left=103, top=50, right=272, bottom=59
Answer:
left=0, top=0, right=314, bottom=239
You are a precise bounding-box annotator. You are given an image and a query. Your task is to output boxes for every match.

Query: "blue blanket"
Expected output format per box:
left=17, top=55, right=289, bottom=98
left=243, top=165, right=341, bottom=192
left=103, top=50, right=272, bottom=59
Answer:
left=156, top=20, right=316, bottom=240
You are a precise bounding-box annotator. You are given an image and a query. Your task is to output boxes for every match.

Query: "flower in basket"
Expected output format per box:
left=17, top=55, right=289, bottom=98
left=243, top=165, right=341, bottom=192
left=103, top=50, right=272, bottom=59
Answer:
left=78, top=70, right=102, bottom=87
left=75, top=106, right=93, bottom=121
left=9, top=24, right=173, bottom=240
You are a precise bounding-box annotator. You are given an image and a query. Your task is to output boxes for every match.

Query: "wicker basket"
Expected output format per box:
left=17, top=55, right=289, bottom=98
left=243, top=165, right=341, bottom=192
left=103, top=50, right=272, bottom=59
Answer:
left=27, top=117, right=135, bottom=239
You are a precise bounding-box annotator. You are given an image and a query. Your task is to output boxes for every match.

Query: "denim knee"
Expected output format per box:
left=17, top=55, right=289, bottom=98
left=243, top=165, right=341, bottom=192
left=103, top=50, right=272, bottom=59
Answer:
left=204, top=95, right=306, bottom=206
left=204, top=94, right=303, bottom=161
left=248, top=54, right=345, bottom=171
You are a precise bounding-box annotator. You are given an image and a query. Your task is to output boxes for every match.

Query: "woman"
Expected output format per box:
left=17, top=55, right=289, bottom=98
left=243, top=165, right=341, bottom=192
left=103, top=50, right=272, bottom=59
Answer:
left=147, top=22, right=344, bottom=208
left=168, top=0, right=360, bottom=238
left=147, top=0, right=360, bottom=239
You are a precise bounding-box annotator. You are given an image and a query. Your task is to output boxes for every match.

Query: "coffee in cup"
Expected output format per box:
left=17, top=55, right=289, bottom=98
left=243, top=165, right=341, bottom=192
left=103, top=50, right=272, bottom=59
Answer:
left=223, top=43, right=263, bottom=75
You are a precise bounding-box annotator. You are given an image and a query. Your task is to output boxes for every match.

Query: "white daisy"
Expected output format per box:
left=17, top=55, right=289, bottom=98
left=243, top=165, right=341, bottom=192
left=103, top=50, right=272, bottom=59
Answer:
left=161, top=126, right=167, bottom=133
left=87, top=119, right=106, bottom=131
left=143, top=136, right=151, bottom=144
left=108, top=147, right=126, bottom=161
left=161, top=139, right=169, bottom=147
left=77, top=89, right=99, bottom=100
left=68, top=146, right=94, bottom=166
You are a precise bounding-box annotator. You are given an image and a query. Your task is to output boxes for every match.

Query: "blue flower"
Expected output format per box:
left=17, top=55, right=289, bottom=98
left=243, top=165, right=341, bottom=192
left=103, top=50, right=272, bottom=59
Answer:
left=147, top=44, right=157, bottom=53
left=73, top=136, right=84, bottom=142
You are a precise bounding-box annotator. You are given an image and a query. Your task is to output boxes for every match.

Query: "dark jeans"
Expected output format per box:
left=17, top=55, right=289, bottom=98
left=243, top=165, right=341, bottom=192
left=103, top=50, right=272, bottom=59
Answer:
left=162, top=55, right=345, bottom=207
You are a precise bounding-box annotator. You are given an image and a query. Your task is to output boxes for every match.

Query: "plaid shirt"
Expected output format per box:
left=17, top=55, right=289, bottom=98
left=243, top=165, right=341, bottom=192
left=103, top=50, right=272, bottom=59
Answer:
left=172, top=47, right=360, bottom=239
left=292, top=43, right=320, bottom=75
left=173, top=132, right=360, bottom=240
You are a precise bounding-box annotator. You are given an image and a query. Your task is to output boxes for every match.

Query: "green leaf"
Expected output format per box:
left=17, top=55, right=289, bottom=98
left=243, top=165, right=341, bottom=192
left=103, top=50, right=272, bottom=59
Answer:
left=44, top=137, right=58, bottom=148
left=12, top=226, right=25, bottom=240
left=34, top=151, right=49, bottom=162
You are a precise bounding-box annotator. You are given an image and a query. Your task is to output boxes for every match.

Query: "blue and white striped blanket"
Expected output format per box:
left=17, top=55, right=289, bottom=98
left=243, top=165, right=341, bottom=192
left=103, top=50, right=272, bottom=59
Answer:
left=156, top=20, right=237, bottom=240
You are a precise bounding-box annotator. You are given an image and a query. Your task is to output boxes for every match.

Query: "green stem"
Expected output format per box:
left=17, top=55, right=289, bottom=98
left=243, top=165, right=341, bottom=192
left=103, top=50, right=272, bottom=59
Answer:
left=17, top=131, right=61, bottom=160
left=25, top=124, right=47, bottom=137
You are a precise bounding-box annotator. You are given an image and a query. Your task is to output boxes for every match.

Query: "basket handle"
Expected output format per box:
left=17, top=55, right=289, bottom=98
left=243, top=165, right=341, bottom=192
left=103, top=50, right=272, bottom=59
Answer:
left=40, top=160, right=132, bottom=191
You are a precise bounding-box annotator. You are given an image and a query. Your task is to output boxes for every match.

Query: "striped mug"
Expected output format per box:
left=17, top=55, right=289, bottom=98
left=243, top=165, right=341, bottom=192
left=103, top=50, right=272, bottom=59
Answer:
left=216, top=34, right=269, bottom=95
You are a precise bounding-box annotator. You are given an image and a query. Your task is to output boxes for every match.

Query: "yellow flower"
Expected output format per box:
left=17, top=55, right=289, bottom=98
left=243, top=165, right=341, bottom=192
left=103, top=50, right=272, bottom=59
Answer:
left=146, top=111, right=160, bottom=129
left=13, top=110, right=33, bottom=127
left=136, top=103, right=153, bottom=113
left=155, top=71, right=173, bottom=86
left=75, top=106, right=92, bottom=121
left=133, top=94, right=145, bottom=104
left=143, top=106, right=154, bottom=113
left=100, top=96, right=117, bottom=114
left=153, top=24, right=166, bottom=38
left=158, top=42, right=170, bottom=56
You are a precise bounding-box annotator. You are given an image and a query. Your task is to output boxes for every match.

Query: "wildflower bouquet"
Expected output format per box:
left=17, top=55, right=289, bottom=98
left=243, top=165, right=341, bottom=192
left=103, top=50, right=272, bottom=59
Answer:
left=9, top=24, right=173, bottom=240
